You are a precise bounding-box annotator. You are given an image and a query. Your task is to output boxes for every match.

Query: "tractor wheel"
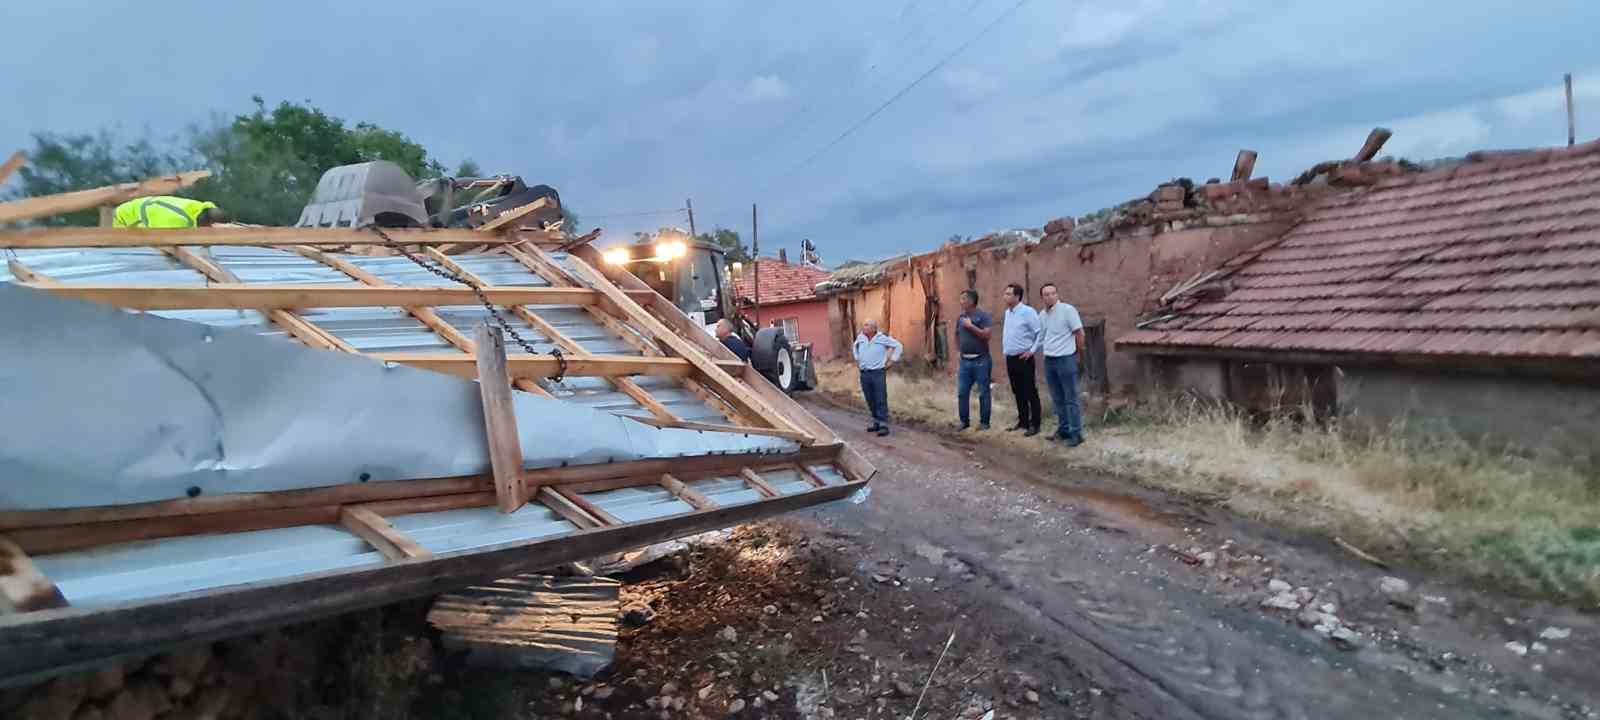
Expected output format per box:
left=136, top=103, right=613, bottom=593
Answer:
left=752, top=328, right=798, bottom=393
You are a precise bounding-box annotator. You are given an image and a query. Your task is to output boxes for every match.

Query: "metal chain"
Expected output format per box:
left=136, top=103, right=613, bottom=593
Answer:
left=368, top=226, right=567, bottom=382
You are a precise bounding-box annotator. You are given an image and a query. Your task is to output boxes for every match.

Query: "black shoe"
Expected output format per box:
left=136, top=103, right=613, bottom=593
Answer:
left=958, top=423, right=970, bottom=431
left=978, top=423, right=991, bottom=431
left=876, top=427, right=890, bottom=437
left=1023, top=427, right=1040, bottom=437
left=868, top=423, right=882, bottom=432
left=1067, top=435, right=1084, bottom=447
left=1007, top=422, right=1026, bottom=432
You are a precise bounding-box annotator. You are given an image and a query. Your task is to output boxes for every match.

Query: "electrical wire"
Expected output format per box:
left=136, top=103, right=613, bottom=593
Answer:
left=582, top=208, right=689, bottom=220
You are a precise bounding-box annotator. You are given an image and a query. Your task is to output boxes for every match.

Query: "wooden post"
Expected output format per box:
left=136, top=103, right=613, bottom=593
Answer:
left=1231, top=150, right=1258, bottom=181
left=751, top=203, right=760, bottom=327
left=1354, top=127, right=1393, bottom=162
left=1566, top=73, right=1576, bottom=147
left=686, top=198, right=697, bottom=239
left=474, top=324, right=527, bottom=512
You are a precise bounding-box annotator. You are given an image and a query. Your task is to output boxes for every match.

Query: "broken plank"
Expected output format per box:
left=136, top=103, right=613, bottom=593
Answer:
left=0, top=170, right=210, bottom=225
left=6, top=259, right=55, bottom=286
left=475, top=325, right=528, bottom=512
left=339, top=507, right=431, bottom=561
left=537, top=487, right=602, bottom=530
left=0, top=534, right=67, bottom=613
left=659, top=474, right=713, bottom=511
left=476, top=197, right=552, bottom=234
left=554, top=488, right=621, bottom=527
left=738, top=468, right=781, bottom=499
left=0, top=226, right=562, bottom=248
left=0, top=151, right=24, bottom=186
left=623, top=415, right=812, bottom=443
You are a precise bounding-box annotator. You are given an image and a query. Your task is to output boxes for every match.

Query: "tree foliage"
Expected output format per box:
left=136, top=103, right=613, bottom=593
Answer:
left=696, top=227, right=750, bottom=264
left=4, top=131, right=188, bottom=226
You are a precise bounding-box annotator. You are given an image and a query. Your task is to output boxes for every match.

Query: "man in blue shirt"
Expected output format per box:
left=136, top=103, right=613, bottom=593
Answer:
left=954, top=289, right=993, bottom=430
left=715, top=319, right=751, bottom=361
left=852, top=319, right=903, bottom=436
left=1000, top=283, right=1043, bottom=436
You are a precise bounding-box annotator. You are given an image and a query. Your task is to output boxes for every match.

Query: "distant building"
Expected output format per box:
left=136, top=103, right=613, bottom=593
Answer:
left=734, top=257, right=836, bottom=360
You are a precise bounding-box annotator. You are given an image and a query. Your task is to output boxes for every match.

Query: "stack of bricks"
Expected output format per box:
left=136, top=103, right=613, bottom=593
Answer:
left=1041, top=216, right=1075, bottom=247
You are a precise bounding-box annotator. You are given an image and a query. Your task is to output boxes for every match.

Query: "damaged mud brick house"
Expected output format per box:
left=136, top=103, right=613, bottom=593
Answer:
left=819, top=130, right=1600, bottom=454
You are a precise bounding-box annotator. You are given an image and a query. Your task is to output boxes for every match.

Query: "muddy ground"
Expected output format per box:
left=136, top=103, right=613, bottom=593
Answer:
left=431, top=401, right=1600, bottom=720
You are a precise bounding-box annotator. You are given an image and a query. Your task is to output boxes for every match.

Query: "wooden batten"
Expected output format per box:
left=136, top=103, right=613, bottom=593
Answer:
left=159, top=246, right=355, bottom=353
left=738, top=468, right=781, bottom=499
left=659, top=474, right=714, bottom=510
left=0, top=535, right=68, bottom=613
left=0, top=170, right=210, bottom=225
left=0, top=226, right=563, bottom=249
left=537, top=487, right=602, bottom=530
left=339, top=507, right=431, bottom=561
left=554, top=488, right=621, bottom=527
left=475, top=325, right=528, bottom=512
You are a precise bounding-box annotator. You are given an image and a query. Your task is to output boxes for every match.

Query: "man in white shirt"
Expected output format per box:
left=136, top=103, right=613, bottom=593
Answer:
left=1038, top=282, right=1086, bottom=446
left=852, top=319, right=903, bottom=437
left=1000, top=283, right=1043, bottom=436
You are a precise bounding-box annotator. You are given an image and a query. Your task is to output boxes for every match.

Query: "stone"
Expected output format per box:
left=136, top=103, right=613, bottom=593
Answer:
left=1023, top=690, right=1040, bottom=705
left=594, top=686, right=615, bottom=700
left=106, top=688, right=156, bottom=720
left=717, top=626, right=738, bottom=643
left=1261, top=592, right=1301, bottom=611
left=811, top=616, right=824, bottom=624
left=728, top=698, right=746, bottom=713
left=622, top=603, right=657, bottom=626
left=871, top=573, right=891, bottom=584
left=169, top=675, right=196, bottom=699
left=763, top=605, right=778, bottom=615
left=1296, top=607, right=1323, bottom=628
left=1531, top=642, right=1549, bottom=654
left=762, top=690, right=779, bottom=702
left=1319, top=603, right=1338, bottom=615
left=892, top=680, right=916, bottom=698
left=88, top=666, right=125, bottom=699
left=1329, top=627, right=1362, bottom=650
left=672, top=696, right=686, bottom=711
left=1377, top=577, right=1411, bottom=595
left=662, top=682, right=680, bottom=695
left=1197, top=551, right=1217, bottom=568
left=1293, top=587, right=1315, bottom=604
left=750, top=671, right=766, bottom=686
left=699, top=685, right=714, bottom=700
left=1539, top=627, right=1572, bottom=641
left=1267, top=579, right=1292, bottom=594
left=1504, top=642, right=1529, bottom=657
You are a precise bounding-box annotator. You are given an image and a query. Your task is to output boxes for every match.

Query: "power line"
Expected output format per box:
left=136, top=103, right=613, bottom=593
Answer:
left=771, top=0, right=1029, bottom=182
left=582, top=207, right=688, bottom=220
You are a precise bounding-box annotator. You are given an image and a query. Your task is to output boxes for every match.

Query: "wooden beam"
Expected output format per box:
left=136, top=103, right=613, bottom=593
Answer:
left=624, top=415, right=812, bottom=443
left=793, top=464, right=830, bottom=489
left=0, top=479, right=865, bottom=687
left=6, top=259, right=54, bottom=286
left=504, top=242, right=582, bottom=286
left=375, top=353, right=743, bottom=380
left=475, top=197, right=552, bottom=234
left=339, top=507, right=431, bottom=561
left=475, top=325, right=528, bottom=512
left=1354, top=127, right=1393, bottom=162
left=160, top=246, right=355, bottom=353
left=30, top=282, right=642, bottom=311
left=0, top=226, right=564, bottom=249
left=1231, top=150, right=1258, bottom=182
left=554, top=488, right=621, bottom=526
left=0, top=535, right=67, bottom=613
left=536, top=487, right=602, bottom=530
left=739, top=467, right=781, bottom=499
left=557, top=228, right=603, bottom=253
left=659, top=473, right=713, bottom=511
left=425, top=248, right=670, bottom=415
left=560, top=249, right=807, bottom=438
left=0, top=151, right=24, bottom=187
left=0, top=171, right=210, bottom=225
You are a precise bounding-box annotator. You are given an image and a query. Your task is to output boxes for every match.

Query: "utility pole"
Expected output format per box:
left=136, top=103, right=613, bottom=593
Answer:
left=685, top=198, right=697, bottom=238
left=751, top=203, right=761, bottom=327
left=1566, top=73, right=1576, bottom=147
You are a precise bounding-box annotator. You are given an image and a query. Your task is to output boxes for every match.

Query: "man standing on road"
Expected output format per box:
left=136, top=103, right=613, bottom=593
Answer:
left=1038, top=282, right=1087, bottom=446
left=1001, top=283, right=1042, bottom=436
left=852, top=319, right=902, bottom=437
left=954, top=289, right=993, bottom=431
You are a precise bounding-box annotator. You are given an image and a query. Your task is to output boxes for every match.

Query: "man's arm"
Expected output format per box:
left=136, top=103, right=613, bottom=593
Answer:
left=965, top=315, right=993, bottom=340
left=1074, top=328, right=1086, bottom=362
left=884, top=335, right=904, bottom=366
left=1023, top=309, right=1043, bottom=359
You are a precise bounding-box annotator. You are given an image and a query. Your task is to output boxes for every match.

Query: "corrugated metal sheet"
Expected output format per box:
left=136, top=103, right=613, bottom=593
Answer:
left=1121, top=142, right=1600, bottom=359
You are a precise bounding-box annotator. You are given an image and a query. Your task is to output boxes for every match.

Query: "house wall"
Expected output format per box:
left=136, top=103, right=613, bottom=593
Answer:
left=743, top=299, right=835, bottom=360
left=1339, top=367, right=1600, bottom=458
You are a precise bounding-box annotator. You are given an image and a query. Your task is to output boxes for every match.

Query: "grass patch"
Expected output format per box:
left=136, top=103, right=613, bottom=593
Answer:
left=815, top=362, right=1600, bottom=605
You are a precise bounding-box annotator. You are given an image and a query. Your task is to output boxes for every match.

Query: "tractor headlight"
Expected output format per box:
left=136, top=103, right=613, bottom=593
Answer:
left=659, top=240, right=687, bottom=260
left=603, top=248, right=631, bottom=265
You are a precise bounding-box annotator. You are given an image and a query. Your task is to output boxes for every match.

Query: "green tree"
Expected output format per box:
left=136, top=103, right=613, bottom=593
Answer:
left=5, top=131, right=187, bottom=226
left=696, top=227, right=750, bottom=264
left=454, top=159, right=482, bottom=177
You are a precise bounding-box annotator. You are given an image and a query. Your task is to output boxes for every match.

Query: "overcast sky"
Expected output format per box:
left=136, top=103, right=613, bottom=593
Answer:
left=3, top=1, right=1596, bottom=262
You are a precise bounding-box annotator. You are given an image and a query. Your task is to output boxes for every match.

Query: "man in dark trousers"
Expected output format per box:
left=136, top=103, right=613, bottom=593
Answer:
left=1000, top=283, right=1043, bottom=436
left=1038, top=282, right=1087, bottom=446
left=852, top=319, right=902, bottom=436
left=954, top=289, right=993, bottom=430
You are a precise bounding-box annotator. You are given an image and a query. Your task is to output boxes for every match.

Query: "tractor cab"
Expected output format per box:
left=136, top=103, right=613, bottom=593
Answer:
left=603, top=231, right=814, bottom=393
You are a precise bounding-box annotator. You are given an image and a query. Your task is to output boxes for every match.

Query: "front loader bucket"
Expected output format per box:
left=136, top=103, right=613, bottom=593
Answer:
left=295, top=161, right=429, bottom=228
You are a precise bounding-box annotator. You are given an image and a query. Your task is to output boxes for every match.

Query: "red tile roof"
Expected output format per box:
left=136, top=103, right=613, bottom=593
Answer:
left=734, top=259, right=830, bottom=306
left=1119, top=140, right=1600, bottom=362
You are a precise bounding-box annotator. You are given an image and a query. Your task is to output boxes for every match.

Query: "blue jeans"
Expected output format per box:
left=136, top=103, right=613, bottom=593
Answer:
left=859, top=368, right=889, bottom=426
left=1044, top=354, right=1083, bottom=440
left=956, top=355, right=992, bottom=426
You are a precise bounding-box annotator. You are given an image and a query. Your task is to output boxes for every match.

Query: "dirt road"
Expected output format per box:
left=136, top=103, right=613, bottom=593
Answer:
left=785, top=401, right=1598, bottom=720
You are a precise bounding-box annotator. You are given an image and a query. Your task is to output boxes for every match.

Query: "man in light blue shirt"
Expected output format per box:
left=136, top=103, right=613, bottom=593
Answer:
left=1038, top=282, right=1087, bottom=446
left=852, top=319, right=903, bottom=436
left=1000, top=283, right=1043, bottom=436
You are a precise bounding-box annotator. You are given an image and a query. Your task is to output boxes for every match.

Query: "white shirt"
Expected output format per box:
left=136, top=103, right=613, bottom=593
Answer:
left=852, top=332, right=903, bottom=370
left=1039, top=301, right=1084, bottom=357
left=1001, top=304, right=1041, bottom=356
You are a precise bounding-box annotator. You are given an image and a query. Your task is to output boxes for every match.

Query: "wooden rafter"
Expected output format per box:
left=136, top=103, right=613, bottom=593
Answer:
left=794, top=464, right=830, bottom=489
left=624, top=414, right=813, bottom=443
left=553, top=488, right=621, bottom=526
left=0, top=170, right=210, bottom=225
left=475, top=324, right=530, bottom=512
left=373, top=353, right=730, bottom=380
left=423, top=248, right=678, bottom=420
left=0, top=226, right=562, bottom=249
left=6, top=258, right=55, bottom=286
left=0, top=535, right=67, bottom=613
left=739, top=467, right=781, bottom=499
left=30, top=282, right=647, bottom=311
left=339, top=507, right=431, bottom=561
left=0, top=151, right=24, bottom=187
left=659, top=473, right=713, bottom=510
left=159, top=246, right=355, bottom=353
left=537, top=487, right=602, bottom=530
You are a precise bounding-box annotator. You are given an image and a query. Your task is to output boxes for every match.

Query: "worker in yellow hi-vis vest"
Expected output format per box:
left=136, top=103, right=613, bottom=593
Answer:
left=111, top=196, right=228, bottom=229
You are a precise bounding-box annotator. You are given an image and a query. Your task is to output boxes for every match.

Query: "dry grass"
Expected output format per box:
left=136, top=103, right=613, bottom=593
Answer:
left=815, top=362, right=1600, bottom=605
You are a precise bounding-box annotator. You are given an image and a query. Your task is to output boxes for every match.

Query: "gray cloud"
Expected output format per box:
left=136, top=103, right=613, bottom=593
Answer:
left=3, top=0, right=1597, bottom=264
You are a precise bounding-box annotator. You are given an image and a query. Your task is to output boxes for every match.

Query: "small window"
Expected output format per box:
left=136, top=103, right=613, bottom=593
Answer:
left=780, top=317, right=800, bottom=343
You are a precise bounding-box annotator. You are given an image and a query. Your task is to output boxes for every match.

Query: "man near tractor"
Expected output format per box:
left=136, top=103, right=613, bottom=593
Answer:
left=112, top=196, right=228, bottom=228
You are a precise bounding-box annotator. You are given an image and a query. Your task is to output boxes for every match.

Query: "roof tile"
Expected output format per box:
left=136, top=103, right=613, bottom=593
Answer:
left=733, top=259, right=831, bottom=306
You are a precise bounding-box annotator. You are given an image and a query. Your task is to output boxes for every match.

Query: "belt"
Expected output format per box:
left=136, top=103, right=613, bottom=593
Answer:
left=961, top=353, right=983, bottom=359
